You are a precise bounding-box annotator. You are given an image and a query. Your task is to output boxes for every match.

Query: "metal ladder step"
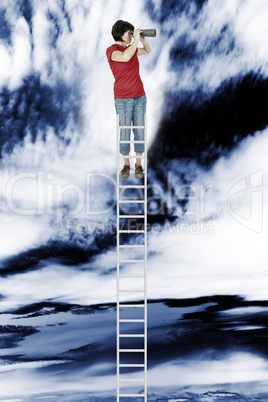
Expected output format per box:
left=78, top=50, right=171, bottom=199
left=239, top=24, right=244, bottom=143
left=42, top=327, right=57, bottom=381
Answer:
left=120, top=260, right=144, bottom=263
left=120, top=275, right=144, bottom=279
left=119, top=125, right=145, bottom=129
left=119, top=200, right=145, bottom=203
left=119, top=245, right=145, bottom=248
left=120, top=379, right=144, bottom=382
left=119, top=364, right=145, bottom=367
left=119, top=349, right=145, bottom=352
left=119, top=304, right=145, bottom=308
left=119, top=186, right=145, bottom=189
left=119, top=230, right=145, bottom=233
left=119, top=215, right=145, bottom=218
left=120, top=155, right=144, bottom=159
left=119, top=334, right=145, bottom=337
left=119, top=289, right=144, bottom=293
left=119, top=319, right=145, bottom=323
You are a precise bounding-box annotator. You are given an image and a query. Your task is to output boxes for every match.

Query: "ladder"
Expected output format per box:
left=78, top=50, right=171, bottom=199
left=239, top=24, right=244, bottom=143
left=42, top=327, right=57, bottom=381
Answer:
left=116, top=114, right=147, bottom=401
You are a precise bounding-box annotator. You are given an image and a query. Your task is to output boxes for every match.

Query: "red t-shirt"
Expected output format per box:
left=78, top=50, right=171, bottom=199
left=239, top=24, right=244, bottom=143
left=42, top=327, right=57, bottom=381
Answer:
left=106, top=44, right=145, bottom=99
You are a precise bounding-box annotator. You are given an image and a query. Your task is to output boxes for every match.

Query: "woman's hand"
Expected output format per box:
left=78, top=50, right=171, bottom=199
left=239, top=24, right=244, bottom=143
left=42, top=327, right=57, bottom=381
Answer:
left=112, top=28, right=147, bottom=62
left=133, top=28, right=143, bottom=42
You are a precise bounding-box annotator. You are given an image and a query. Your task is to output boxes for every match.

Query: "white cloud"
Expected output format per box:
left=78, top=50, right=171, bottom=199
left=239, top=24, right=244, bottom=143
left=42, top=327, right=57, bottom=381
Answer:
left=147, top=128, right=268, bottom=301
left=32, top=7, right=51, bottom=78
left=0, top=368, right=116, bottom=399
left=0, top=213, right=54, bottom=260
left=0, top=263, right=116, bottom=312
left=10, top=17, right=32, bottom=89
left=0, top=7, right=32, bottom=89
left=169, top=0, right=268, bottom=91
left=0, top=360, right=71, bottom=373
left=148, top=352, right=268, bottom=387
left=0, top=44, right=11, bottom=87
left=234, top=0, right=268, bottom=71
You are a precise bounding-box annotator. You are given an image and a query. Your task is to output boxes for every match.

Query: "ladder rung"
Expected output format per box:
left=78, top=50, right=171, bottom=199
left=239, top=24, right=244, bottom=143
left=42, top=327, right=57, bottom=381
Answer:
left=120, top=379, right=144, bottom=382
left=120, top=140, right=144, bottom=143
left=119, top=319, right=145, bottom=322
left=119, top=289, right=144, bottom=293
left=120, top=275, right=144, bottom=279
left=119, top=349, right=145, bottom=352
left=119, top=200, right=144, bottom=203
left=120, top=260, right=144, bottom=263
left=119, top=364, right=145, bottom=367
left=119, top=215, right=145, bottom=218
left=119, top=126, right=145, bottom=129
left=119, top=186, right=145, bottom=189
left=119, top=394, right=145, bottom=397
left=119, top=334, right=145, bottom=337
left=119, top=230, right=145, bottom=233
left=119, top=245, right=145, bottom=248
left=119, top=304, right=145, bottom=308
left=120, top=155, right=144, bottom=159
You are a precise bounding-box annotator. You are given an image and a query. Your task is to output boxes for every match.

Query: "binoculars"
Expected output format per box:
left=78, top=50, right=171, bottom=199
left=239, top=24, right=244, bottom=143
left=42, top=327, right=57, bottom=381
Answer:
left=129, top=29, right=157, bottom=37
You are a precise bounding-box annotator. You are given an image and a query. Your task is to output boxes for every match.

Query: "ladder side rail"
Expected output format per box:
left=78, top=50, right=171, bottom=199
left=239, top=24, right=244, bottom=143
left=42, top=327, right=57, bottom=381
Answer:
left=116, top=113, right=120, bottom=402
left=144, top=114, right=148, bottom=402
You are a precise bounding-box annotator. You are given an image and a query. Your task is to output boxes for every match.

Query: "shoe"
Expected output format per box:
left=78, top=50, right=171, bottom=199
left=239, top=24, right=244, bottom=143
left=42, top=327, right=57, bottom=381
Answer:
left=120, top=165, right=130, bottom=179
left=135, top=164, right=143, bottom=179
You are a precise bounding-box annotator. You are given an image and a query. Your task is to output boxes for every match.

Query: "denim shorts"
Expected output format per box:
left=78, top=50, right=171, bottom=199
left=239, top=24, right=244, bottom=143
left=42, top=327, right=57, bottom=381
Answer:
left=115, top=95, right=147, bottom=155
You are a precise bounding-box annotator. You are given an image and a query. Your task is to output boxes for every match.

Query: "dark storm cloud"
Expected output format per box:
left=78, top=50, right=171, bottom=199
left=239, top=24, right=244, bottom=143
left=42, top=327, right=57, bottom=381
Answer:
left=149, top=72, right=268, bottom=167
left=0, top=236, right=116, bottom=276
left=145, top=0, right=208, bottom=24
left=0, top=75, right=76, bottom=155
left=0, top=324, right=38, bottom=348
left=0, top=9, right=12, bottom=44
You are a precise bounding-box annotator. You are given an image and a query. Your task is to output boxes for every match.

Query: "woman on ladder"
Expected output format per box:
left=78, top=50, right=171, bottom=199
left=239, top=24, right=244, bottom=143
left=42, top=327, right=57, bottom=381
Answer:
left=106, top=20, right=151, bottom=179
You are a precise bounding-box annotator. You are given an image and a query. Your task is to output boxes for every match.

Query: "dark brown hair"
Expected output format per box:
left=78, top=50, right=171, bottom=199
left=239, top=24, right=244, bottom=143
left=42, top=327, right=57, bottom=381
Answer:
left=111, top=20, right=134, bottom=41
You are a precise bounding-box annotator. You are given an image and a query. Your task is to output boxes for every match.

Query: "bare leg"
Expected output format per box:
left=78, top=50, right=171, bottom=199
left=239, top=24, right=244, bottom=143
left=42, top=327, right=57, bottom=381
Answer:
left=120, top=154, right=131, bottom=179
left=136, top=153, right=142, bottom=165
left=135, top=153, right=144, bottom=178
left=123, top=154, right=130, bottom=166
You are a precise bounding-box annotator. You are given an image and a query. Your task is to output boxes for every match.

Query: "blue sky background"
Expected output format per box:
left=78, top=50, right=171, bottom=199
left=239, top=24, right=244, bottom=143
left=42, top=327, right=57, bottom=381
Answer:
left=0, top=0, right=268, bottom=400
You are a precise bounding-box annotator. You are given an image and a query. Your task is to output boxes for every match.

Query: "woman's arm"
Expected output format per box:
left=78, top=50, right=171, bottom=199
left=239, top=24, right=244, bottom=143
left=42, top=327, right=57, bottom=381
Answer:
left=137, top=36, right=151, bottom=56
left=111, top=29, right=142, bottom=62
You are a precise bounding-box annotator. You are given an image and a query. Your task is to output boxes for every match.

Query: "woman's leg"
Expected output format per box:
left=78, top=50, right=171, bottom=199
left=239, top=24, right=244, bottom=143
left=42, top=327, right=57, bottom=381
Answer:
left=133, top=96, right=146, bottom=178
left=115, top=98, right=134, bottom=178
left=133, top=95, right=146, bottom=161
left=114, top=98, right=134, bottom=163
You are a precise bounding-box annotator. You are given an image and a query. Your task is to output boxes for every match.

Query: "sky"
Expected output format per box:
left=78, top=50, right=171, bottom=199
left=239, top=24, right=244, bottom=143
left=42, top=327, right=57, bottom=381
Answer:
left=0, top=0, right=268, bottom=400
